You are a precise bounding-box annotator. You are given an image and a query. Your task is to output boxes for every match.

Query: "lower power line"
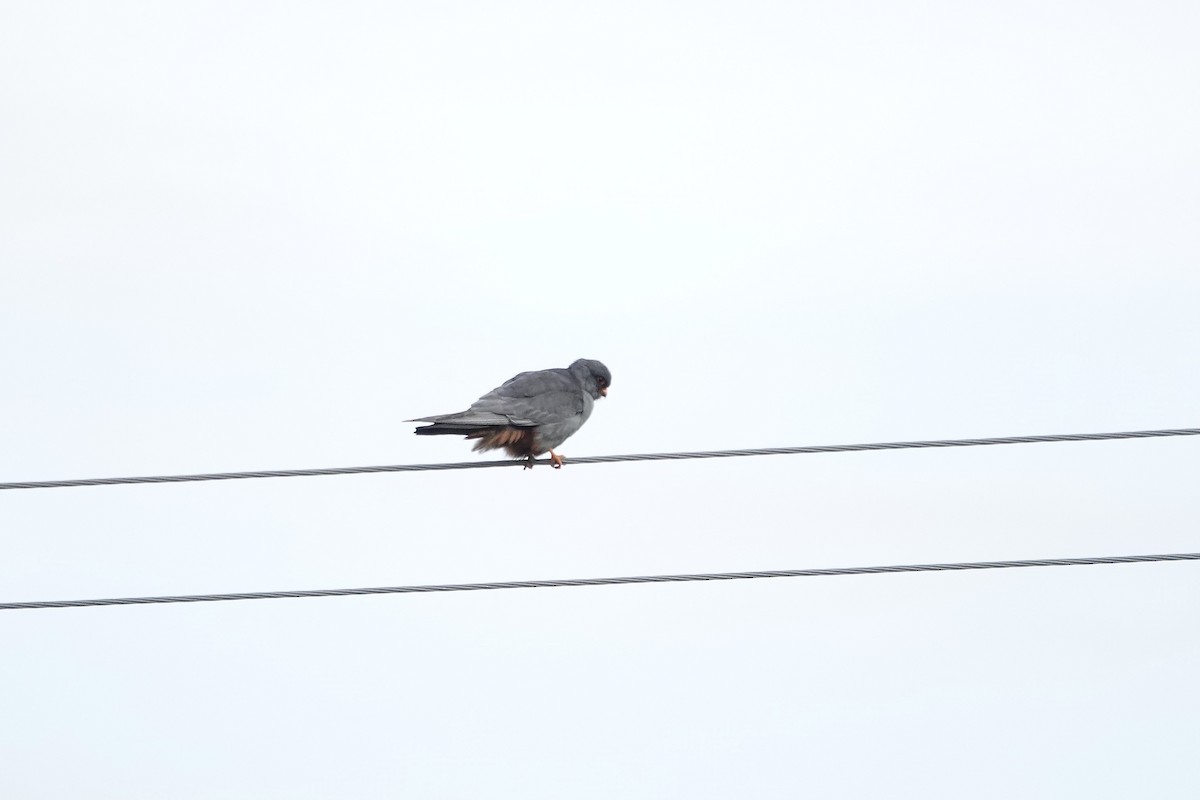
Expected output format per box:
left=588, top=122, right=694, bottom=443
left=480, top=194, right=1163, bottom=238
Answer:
left=3, top=551, right=1197, bottom=612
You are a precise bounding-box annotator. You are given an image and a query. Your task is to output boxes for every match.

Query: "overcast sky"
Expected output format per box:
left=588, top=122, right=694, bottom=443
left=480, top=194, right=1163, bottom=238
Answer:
left=2, top=1, right=1199, bottom=797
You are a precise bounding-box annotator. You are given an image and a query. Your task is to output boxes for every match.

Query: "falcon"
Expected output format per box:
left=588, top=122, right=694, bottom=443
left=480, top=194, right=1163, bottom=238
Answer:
left=411, top=359, right=611, bottom=468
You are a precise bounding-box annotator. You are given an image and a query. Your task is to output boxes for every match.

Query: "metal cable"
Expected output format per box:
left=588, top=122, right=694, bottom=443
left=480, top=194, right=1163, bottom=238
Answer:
left=1, top=427, right=1198, bottom=491
left=2, top=552, right=1197, bottom=611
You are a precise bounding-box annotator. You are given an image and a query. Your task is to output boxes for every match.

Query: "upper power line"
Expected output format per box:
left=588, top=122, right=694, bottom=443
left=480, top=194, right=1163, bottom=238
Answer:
left=3, top=551, right=1197, bottom=612
left=1, top=427, right=1197, bottom=491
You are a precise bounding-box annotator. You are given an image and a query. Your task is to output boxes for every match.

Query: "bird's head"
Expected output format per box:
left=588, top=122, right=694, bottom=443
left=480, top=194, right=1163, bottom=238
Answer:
left=571, top=359, right=611, bottom=400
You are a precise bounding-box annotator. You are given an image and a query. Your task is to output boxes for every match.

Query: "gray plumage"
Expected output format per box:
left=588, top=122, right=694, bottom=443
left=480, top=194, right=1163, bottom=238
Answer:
left=411, top=359, right=611, bottom=466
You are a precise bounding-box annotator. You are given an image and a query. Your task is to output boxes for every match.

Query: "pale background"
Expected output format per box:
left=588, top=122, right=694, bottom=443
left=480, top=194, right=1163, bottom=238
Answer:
left=2, top=1, right=1198, bottom=797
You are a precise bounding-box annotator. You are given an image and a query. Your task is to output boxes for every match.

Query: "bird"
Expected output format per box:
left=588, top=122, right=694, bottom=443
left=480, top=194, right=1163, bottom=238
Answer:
left=410, top=359, right=611, bottom=469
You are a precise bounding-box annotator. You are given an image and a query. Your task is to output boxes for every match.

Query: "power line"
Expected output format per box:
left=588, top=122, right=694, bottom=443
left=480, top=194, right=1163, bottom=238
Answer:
left=1, top=427, right=1198, bottom=491
left=3, top=551, right=1197, bottom=612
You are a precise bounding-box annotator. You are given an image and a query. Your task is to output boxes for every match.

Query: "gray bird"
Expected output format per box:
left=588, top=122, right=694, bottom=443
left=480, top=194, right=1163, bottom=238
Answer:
left=411, top=359, right=611, bottom=468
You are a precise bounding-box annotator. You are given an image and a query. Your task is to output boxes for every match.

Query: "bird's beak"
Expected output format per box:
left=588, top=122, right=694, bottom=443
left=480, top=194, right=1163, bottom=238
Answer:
left=600, top=387, right=608, bottom=397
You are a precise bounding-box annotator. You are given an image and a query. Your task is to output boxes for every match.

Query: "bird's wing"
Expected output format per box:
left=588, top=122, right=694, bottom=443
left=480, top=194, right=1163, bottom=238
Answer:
left=469, top=368, right=585, bottom=425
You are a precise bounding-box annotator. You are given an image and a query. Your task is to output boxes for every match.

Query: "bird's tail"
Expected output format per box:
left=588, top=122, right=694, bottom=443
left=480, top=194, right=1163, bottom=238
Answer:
left=409, top=410, right=532, bottom=436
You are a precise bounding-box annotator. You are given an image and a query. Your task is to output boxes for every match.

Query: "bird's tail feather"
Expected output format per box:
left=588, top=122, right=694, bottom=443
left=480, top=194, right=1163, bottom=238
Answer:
left=409, top=410, right=536, bottom=436
left=409, top=411, right=500, bottom=424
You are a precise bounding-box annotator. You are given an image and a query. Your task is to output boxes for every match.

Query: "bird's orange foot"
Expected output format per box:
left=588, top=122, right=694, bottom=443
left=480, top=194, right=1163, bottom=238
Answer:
left=549, top=451, right=564, bottom=469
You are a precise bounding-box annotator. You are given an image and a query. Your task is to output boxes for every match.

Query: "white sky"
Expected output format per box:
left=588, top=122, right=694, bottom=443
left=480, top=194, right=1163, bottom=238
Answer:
left=2, top=1, right=1199, bottom=797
